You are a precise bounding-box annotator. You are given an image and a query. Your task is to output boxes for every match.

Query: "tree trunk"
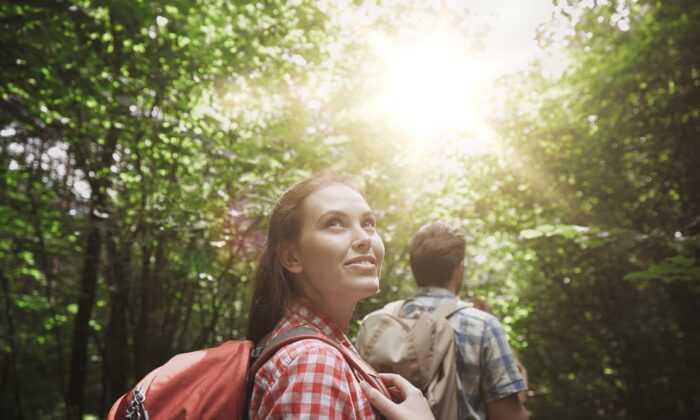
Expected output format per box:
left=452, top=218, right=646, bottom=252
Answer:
left=149, top=240, right=169, bottom=365
left=27, top=183, right=67, bottom=389
left=65, top=219, right=101, bottom=419
left=1, top=269, right=24, bottom=420
left=101, top=235, right=130, bottom=414
left=133, top=242, right=152, bottom=378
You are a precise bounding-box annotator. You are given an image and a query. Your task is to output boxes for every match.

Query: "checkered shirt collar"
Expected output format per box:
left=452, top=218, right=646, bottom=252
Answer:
left=283, top=300, right=352, bottom=347
left=414, top=286, right=457, bottom=299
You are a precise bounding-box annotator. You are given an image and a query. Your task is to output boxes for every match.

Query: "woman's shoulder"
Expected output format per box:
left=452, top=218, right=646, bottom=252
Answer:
left=258, top=337, right=348, bottom=376
left=250, top=335, right=374, bottom=419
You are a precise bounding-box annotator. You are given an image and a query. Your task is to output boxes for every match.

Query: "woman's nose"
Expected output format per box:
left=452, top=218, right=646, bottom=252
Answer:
left=353, top=237, right=371, bottom=251
left=352, top=228, right=371, bottom=251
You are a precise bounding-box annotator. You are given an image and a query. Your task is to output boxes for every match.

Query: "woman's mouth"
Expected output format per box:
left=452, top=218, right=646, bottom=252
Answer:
left=344, top=256, right=377, bottom=271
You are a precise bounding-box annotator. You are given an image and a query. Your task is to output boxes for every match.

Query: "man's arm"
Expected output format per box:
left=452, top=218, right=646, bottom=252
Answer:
left=478, top=314, right=529, bottom=420
left=486, top=393, right=529, bottom=420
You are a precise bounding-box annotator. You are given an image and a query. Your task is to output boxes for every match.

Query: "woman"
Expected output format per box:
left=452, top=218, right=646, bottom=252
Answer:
left=247, top=174, right=433, bottom=419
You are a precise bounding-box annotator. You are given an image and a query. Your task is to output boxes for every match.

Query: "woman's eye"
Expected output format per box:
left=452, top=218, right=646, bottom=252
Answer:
left=362, top=219, right=376, bottom=229
left=325, top=218, right=342, bottom=228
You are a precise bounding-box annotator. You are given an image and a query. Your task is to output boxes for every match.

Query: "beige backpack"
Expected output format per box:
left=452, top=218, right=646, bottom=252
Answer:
left=357, top=298, right=472, bottom=419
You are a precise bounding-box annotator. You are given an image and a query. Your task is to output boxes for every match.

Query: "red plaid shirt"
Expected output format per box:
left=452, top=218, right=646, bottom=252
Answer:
left=249, top=300, right=379, bottom=419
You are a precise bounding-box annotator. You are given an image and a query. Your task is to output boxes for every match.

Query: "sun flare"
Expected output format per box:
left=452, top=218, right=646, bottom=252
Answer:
left=370, top=31, right=495, bottom=154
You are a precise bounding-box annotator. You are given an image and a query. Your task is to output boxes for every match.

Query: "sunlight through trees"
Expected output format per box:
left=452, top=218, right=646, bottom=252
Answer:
left=1, top=0, right=699, bottom=418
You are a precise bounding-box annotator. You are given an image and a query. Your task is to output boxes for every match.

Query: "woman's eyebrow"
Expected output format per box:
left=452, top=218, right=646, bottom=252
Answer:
left=315, top=210, right=346, bottom=223
left=315, top=209, right=374, bottom=223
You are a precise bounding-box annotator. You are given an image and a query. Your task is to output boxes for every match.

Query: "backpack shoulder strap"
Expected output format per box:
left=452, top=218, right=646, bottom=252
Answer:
left=249, top=326, right=318, bottom=381
left=248, top=326, right=392, bottom=399
left=433, top=298, right=472, bottom=320
left=246, top=326, right=320, bottom=410
left=382, top=299, right=406, bottom=317
left=309, top=333, right=392, bottom=399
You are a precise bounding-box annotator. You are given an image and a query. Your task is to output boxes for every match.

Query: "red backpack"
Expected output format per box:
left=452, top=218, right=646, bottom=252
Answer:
left=107, top=326, right=390, bottom=419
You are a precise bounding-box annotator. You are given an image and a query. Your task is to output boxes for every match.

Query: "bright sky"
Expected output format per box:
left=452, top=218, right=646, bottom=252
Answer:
left=469, top=0, right=558, bottom=79
left=363, top=0, right=564, bottom=155
left=211, top=0, right=566, bottom=158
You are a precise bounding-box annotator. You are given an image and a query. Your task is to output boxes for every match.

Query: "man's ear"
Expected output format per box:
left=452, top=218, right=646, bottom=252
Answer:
left=454, top=261, right=465, bottom=279
left=277, top=242, right=303, bottom=274
left=451, top=259, right=465, bottom=292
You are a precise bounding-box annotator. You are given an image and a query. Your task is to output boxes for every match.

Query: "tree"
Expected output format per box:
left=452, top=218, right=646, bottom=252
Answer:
left=490, top=0, right=700, bottom=417
left=1, top=0, right=330, bottom=417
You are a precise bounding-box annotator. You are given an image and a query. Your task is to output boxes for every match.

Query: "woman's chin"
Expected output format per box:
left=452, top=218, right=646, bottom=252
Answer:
left=355, top=277, right=380, bottom=299
left=328, top=275, right=380, bottom=302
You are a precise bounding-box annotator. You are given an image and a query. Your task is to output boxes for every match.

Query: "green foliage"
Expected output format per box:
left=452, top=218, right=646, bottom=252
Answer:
left=487, top=0, right=700, bottom=418
left=625, top=254, right=700, bottom=282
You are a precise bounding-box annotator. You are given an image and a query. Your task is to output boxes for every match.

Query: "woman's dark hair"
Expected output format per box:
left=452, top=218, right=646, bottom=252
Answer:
left=246, top=174, right=356, bottom=343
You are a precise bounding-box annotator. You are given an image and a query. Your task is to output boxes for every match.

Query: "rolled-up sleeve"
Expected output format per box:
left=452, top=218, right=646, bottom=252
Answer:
left=480, top=317, right=527, bottom=401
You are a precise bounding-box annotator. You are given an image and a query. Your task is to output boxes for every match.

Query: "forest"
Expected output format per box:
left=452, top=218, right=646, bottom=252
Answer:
left=1, top=0, right=699, bottom=419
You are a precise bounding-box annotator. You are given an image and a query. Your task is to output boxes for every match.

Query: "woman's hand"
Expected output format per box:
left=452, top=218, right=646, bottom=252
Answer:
left=361, top=373, right=435, bottom=420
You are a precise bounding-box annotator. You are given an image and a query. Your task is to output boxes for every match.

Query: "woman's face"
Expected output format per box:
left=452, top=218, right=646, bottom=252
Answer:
left=286, top=183, right=385, bottom=304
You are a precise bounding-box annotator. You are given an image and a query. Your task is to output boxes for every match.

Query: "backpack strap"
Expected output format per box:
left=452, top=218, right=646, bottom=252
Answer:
left=432, top=298, right=472, bottom=320
left=385, top=297, right=470, bottom=320
left=248, top=326, right=318, bottom=394
left=383, top=299, right=406, bottom=317
left=248, top=326, right=392, bottom=400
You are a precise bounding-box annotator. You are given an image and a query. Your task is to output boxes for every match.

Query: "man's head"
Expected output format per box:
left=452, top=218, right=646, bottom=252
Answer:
left=408, top=221, right=466, bottom=289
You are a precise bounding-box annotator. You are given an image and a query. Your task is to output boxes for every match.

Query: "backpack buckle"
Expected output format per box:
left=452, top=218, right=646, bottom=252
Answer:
left=250, top=346, right=263, bottom=360
left=126, top=387, right=149, bottom=420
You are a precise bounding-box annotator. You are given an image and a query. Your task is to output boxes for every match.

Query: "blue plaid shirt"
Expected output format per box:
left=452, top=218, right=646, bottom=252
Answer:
left=399, top=287, right=526, bottom=420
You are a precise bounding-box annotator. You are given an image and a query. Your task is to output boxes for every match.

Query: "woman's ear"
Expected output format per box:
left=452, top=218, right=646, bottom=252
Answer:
left=277, top=242, right=303, bottom=274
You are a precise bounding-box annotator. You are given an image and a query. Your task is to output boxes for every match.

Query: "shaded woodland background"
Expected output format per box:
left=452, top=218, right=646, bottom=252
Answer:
left=1, top=0, right=699, bottom=419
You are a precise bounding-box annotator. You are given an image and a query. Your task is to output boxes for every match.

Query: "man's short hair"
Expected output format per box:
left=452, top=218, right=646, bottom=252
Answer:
left=408, top=222, right=465, bottom=288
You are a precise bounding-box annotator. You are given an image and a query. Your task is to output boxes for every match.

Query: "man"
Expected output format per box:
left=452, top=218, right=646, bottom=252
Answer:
left=370, top=222, right=528, bottom=420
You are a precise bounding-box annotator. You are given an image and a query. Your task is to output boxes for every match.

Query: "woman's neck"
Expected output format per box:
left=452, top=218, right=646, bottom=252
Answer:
left=299, top=295, right=356, bottom=334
